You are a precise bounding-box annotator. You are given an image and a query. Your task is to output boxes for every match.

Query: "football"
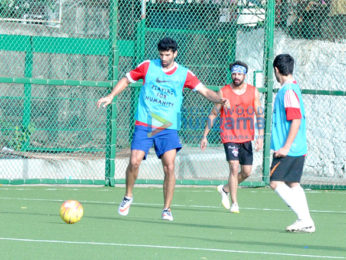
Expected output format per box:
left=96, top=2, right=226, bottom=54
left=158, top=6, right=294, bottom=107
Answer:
left=59, top=200, right=84, bottom=224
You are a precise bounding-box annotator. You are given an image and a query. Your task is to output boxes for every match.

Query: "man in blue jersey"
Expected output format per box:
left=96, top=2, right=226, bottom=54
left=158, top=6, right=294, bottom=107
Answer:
left=97, top=37, right=229, bottom=221
left=270, top=54, right=315, bottom=232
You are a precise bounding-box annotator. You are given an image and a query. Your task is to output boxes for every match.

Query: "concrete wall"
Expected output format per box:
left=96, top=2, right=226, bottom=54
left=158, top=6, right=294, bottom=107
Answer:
left=237, top=29, right=346, bottom=182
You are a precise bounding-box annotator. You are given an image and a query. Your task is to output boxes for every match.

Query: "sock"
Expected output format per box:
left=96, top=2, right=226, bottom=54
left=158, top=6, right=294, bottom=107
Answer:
left=291, top=185, right=312, bottom=221
left=222, top=187, right=229, bottom=195
left=274, top=183, right=303, bottom=219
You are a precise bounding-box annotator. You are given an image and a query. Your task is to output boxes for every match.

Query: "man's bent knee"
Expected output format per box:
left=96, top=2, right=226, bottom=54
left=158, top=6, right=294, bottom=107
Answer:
left=163, top=163, right=175, bottom=174
left=129, top=158, right=142, bottom=170
left=242, top=171, right=251, bottom=178
left=229, top=161, right=240, bottom=172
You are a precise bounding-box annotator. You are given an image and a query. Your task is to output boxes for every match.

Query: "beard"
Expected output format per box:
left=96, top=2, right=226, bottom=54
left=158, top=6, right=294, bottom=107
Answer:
left=161, top=59, right=174, bottom=68
left=233, top=79, right=244, bottom=87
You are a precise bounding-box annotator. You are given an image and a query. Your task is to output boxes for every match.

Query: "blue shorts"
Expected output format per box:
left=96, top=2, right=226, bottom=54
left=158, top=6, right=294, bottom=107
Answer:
left=131, top=125, right=182, bottom=159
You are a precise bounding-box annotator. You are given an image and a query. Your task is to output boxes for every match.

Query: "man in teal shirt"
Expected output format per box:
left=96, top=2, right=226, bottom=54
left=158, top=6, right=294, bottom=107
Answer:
left=269, top=54, right=315, bottom=233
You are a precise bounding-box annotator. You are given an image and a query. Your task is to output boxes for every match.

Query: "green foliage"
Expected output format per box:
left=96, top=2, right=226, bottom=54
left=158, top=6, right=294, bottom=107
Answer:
left=9, top=123, right=36, bottom=151
left=0, top=0, right=57, bottom=19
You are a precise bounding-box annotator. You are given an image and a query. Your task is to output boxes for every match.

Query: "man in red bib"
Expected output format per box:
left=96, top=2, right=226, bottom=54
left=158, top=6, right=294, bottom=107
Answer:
left=201, top=61, right=264, bottom=213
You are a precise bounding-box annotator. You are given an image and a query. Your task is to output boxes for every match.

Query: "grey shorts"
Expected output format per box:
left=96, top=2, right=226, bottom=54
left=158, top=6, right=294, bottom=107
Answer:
left=223, top=141, right=253, bottom=165
left=270, top=155, right=305, bottom=182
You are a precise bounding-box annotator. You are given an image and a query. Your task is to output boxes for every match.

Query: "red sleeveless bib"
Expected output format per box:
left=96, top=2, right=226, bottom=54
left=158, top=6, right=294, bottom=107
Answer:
left=220, top=84, right=256, bottom=143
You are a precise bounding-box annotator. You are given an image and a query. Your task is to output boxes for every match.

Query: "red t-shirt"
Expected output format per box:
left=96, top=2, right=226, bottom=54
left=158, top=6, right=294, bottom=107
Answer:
left=127, top=60, right=201, bottom=89
left=126, top=60, right=202, bottom=127
left=284, top=88, right=302, bottom=121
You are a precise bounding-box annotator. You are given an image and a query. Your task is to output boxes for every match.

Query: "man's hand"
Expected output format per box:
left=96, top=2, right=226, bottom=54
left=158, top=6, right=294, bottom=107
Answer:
left=220, top=98, right=230, bottom=109
left=96, top=77, right=130, bottom=108
left=200, top=137, right=208, bottom=151
left=274, top=146, right=289, bottom=157
left=255, top=138, right=263, bottom=151
left=97, top=95, right=113, bottom=108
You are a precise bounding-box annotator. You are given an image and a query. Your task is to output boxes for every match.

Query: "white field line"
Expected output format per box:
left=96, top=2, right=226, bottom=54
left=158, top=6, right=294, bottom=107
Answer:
left=0, top=196, right=345, bottom=214
left=1, top=186, right=346, bottom=194
left=0, top=237, right=345, bottom=259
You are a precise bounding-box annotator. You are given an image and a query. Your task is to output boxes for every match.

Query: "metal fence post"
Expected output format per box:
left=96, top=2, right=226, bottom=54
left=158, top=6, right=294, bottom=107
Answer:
left=105, top=0, right=119, bottom=187
left=21, top=36, right=33, bottom=151
left=262, top=0, right=276, bottom=184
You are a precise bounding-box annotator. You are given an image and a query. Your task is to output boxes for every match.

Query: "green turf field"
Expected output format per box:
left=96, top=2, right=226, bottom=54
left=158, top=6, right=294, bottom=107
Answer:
left=0, top=185, right=345, bottom=259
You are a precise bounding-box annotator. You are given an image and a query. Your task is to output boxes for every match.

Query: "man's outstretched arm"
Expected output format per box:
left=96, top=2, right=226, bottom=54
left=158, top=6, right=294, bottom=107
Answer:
left=197, top=85, right=230, bottom=108
left=97, top=77, right=130, bottom=108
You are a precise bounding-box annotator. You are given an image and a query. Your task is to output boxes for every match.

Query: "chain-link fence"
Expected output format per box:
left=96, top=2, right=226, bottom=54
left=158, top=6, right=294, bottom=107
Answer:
left=0, top=0, right=345, bottom=188
left=0, top=0, right=113, bottom=184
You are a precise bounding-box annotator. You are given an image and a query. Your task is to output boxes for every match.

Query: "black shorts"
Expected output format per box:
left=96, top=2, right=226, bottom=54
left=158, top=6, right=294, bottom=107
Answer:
left=270, top=155, right=305, bottom=182
left=223, top=141, right=253, bottom=165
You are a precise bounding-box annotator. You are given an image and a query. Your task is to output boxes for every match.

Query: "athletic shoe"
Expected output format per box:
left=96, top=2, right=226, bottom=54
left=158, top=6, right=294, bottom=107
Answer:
left=230, top=203, right=240, bottom=213
left=161, top=208, right=174, bottom=221
left=286, top=219, right=316, bottom=233
left=118, top=196, right=133, bottom=216
left=217, top=185, right=230, bottom=210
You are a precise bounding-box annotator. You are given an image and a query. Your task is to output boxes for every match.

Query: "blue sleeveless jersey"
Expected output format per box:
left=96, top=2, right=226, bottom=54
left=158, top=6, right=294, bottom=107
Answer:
left=271, top=82, right=307, bottom=156
left=135, top=59, right=188, bottom=130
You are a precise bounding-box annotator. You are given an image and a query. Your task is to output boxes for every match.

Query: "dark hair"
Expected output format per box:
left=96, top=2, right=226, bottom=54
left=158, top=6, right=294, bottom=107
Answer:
left=229, top=61, right=248, bottom=73
left=273, top=54, right=294, bottom=75
left=158, top=37, right=177, bottom=52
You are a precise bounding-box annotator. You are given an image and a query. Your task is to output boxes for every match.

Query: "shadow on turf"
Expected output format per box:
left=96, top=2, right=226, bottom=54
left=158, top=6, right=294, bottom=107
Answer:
left=121, top=202, right=228, bottom=214
left=2, top=210, right=345, bottom=253
left=86, top=214, right=286, bottom=236
left=169, top=234, right=346, bottom=253
left=2, top=208, right=274, bottom=233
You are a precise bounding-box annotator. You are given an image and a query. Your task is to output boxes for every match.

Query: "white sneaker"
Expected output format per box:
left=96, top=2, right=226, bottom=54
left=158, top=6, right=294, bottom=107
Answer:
left=217, top=185, right=230, bottom=209
left=230, top=203, right=240, bottom=213
left=286, top=219, right=315, bottom=233
left=162, top=208, right=174, bottom=221
left=118, top=196, right=133, bottom=216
